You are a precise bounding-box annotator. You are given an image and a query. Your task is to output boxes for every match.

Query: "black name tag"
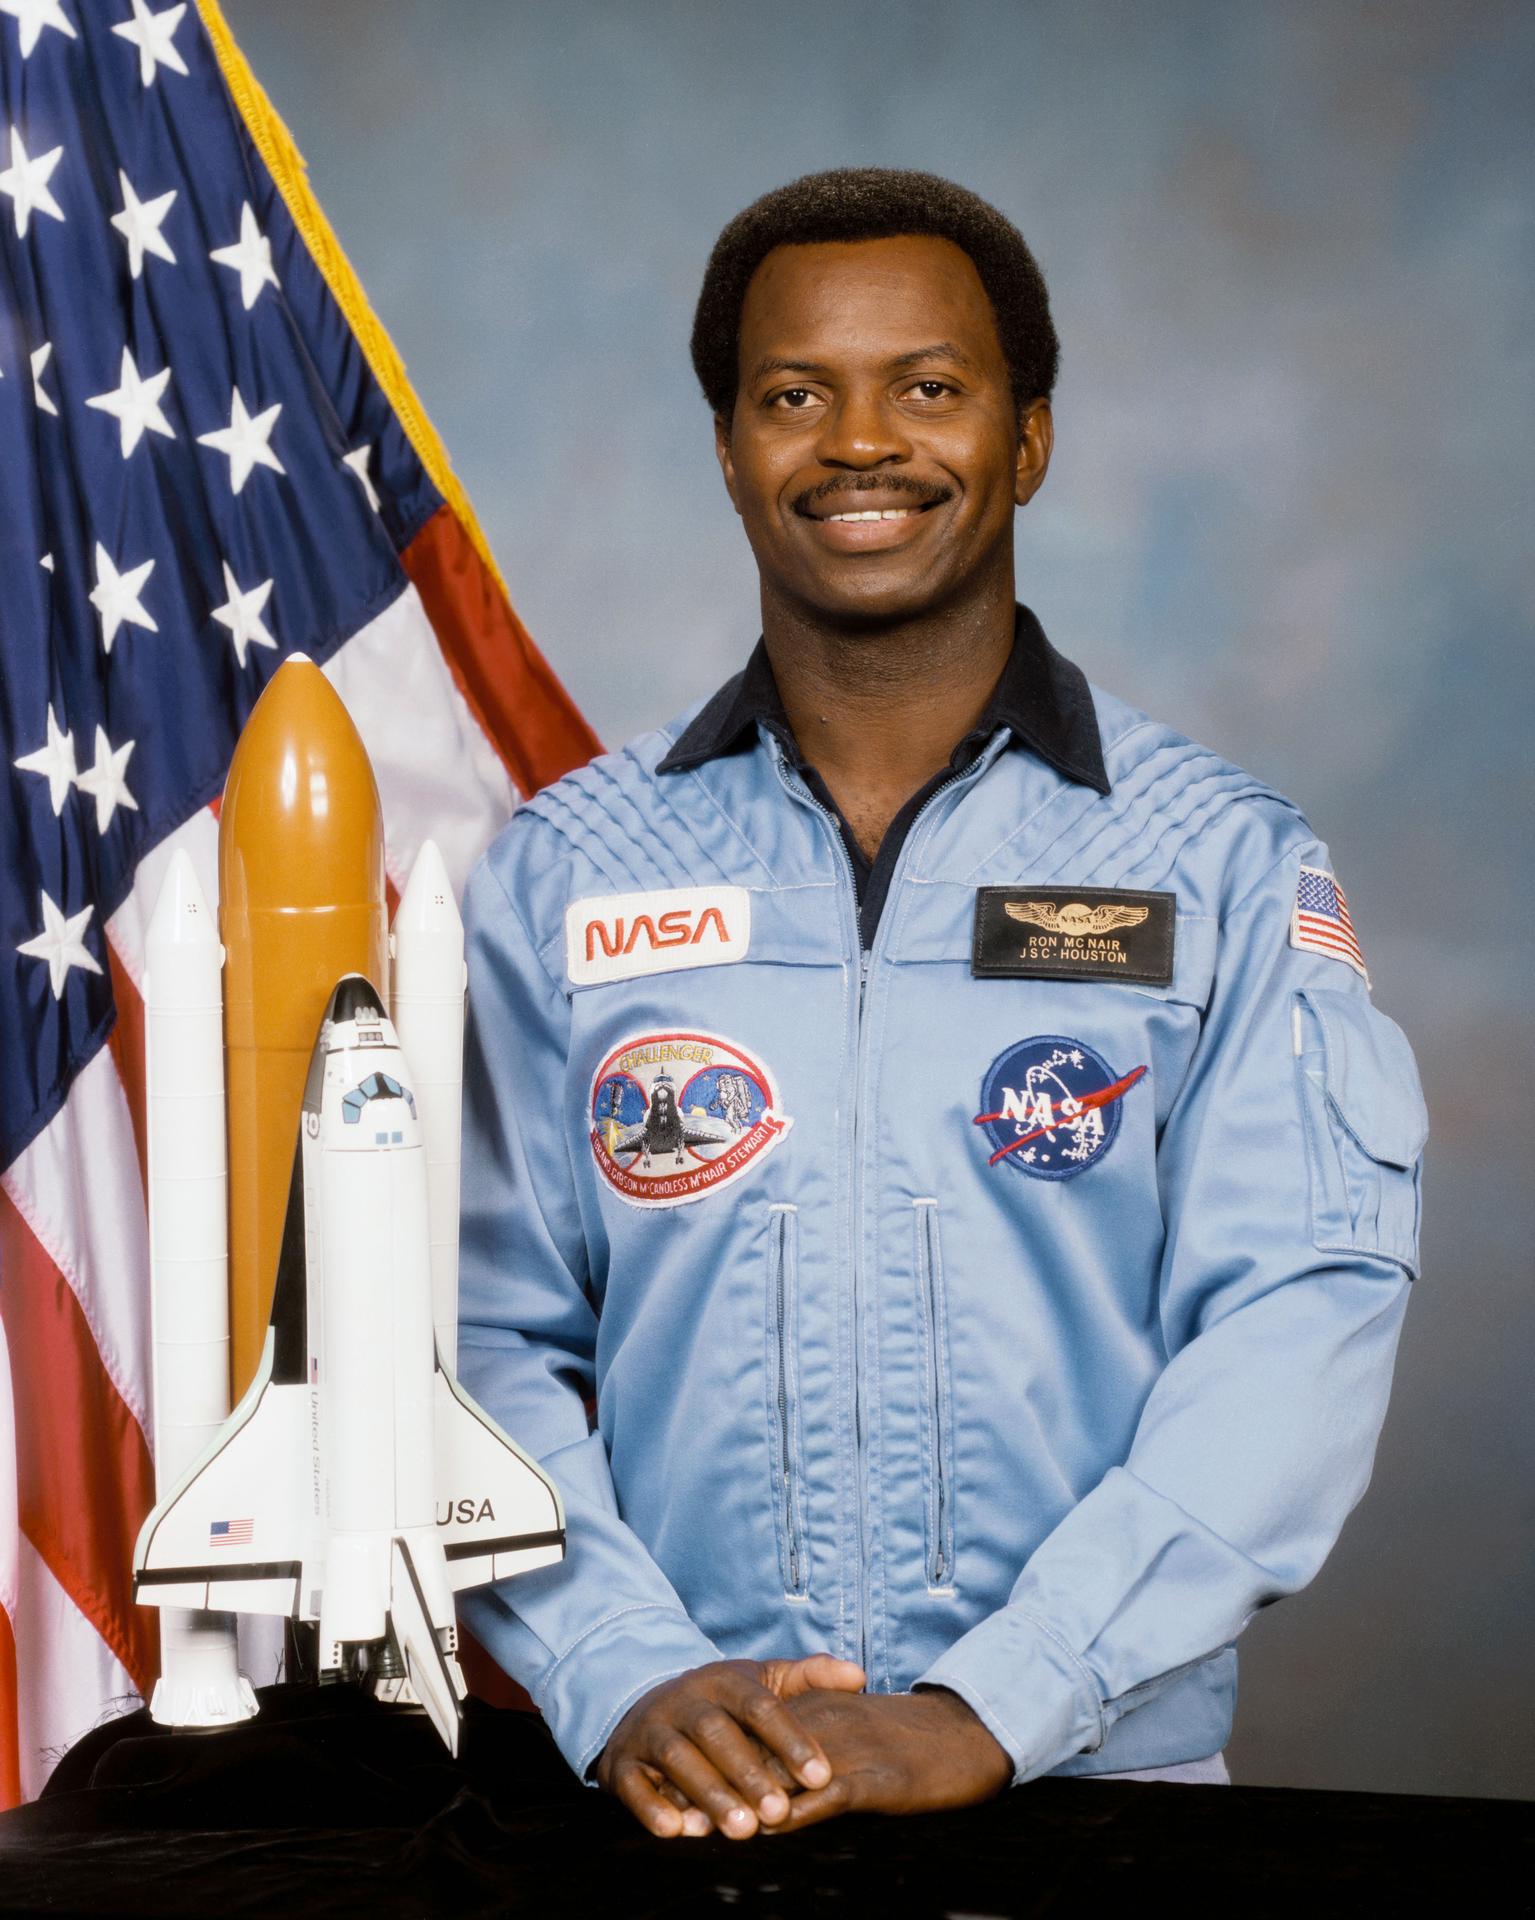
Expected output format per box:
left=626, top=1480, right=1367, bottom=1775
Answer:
left=973, top=886, right=1175, bottom=985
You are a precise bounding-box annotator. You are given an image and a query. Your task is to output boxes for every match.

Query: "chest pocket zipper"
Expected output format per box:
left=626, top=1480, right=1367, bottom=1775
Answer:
left=914, top=1199, right=956, bottom=1591
left=766, top=1204, right=808, bottom=1598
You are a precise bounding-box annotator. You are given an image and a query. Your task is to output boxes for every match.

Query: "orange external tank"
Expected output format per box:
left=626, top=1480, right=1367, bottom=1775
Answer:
left=219, top=656, right=388, bottom=1400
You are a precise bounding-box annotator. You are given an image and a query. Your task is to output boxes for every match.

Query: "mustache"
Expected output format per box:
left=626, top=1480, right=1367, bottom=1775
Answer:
left=792, top=474, right=955, bottom=517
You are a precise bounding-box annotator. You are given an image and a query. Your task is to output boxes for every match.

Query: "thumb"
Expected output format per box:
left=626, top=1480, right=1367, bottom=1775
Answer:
left=760, top=1653, right=867, bottom=1699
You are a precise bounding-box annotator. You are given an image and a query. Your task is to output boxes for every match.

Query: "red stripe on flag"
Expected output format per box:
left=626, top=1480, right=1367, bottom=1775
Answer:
left=0, top=1604, right=18, bottom=1811
left=402, top=504, right=601, bottom=796
left=105, top=946, right=149, bottom=1198
left=0, top=1193, right=157, bottom=1695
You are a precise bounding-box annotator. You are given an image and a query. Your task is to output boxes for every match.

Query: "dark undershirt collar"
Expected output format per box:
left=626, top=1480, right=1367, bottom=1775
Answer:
left=656, top=605, right=1109, bottom=947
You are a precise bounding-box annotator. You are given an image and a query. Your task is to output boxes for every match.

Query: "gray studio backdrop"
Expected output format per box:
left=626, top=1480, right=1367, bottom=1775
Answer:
left=225, top=0, right=1534, bottom=1800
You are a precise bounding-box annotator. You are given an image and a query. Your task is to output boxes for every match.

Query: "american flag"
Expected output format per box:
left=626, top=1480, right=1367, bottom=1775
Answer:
left=1291, top=866, right=1369, bottom=984
left=0, top=0, right=596, bottom=1804
left=208, top=1517, right=252, bottom=1548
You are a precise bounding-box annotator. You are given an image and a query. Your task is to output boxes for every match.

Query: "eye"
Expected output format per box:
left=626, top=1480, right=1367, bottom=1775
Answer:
left=770, top=387, right=820, bottom=410
left=904, top=379, right=954, bottom=402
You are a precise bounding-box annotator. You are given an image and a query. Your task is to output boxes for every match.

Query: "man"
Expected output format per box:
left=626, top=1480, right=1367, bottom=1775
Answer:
left=458, top=169, right=1426, bottom=1839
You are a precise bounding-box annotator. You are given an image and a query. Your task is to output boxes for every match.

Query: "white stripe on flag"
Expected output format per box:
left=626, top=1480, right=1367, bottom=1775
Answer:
left=324, top=582, right=519, bottom=898
left=106, top=807, right=222, bottom=994
left=13, top=1535, right=139, bottom=1803
left=1, top=1052, right=151, bottom=1443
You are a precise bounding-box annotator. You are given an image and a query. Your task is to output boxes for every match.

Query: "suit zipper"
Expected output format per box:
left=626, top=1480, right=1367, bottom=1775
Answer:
left=772, top=747, right=992, bottom=1678
left=914, top=1199, right=953, bottom=1588
left=769, top=1205, right=806, bottom=1596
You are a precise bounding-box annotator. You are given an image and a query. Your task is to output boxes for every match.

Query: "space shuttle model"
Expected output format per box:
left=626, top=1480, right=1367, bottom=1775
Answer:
left=132, top=656, right=563, bottom=1755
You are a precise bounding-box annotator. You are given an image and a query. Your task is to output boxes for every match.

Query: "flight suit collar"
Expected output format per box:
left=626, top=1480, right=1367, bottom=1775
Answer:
left=656, top=604, right=1111, bottom=797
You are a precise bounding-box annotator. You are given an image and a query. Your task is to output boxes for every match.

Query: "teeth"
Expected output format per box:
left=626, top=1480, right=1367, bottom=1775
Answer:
left=826, top=508, right=917, bottom=522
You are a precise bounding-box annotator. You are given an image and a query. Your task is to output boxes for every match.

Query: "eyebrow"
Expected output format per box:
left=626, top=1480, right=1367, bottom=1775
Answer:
left=747, top=341, right=979, bottom=385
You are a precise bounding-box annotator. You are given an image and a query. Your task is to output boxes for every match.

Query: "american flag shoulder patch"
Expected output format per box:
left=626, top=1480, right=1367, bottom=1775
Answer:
left=1291, top=866, right=1370, bottom=984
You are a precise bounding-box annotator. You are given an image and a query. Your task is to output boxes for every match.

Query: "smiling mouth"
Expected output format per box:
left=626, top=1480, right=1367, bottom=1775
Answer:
left=820, top=506, right=931, bottom=523
left=796, top=487, right=951, bottom=523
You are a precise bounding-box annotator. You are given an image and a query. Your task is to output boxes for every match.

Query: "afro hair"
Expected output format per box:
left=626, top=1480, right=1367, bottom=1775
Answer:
left=690, top=167, right=1059, bottom=422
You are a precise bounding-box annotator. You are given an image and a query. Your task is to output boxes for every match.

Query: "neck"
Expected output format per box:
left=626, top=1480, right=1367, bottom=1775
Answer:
left=761, top=569, right=1017, bottom=859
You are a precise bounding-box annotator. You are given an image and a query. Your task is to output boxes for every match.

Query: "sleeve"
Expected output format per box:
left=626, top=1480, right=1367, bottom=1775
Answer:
left=917, top=837, right=1427, bottom=1782
left=454, top=849, right=722, bottom=1782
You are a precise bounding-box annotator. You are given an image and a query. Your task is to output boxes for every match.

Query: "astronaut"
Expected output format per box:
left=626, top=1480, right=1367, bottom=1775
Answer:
left=457, top=169, right=1426, bottom=1840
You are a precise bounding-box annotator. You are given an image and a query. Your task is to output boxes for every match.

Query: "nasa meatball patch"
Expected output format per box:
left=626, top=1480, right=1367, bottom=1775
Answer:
left=974, top=1036, right=1147, bottom=1179
left=566, top=886, right=750, bottom=986
left=972, top=886, right=1175, bottom=985
left=589, top=1029, right=791, bottom=1208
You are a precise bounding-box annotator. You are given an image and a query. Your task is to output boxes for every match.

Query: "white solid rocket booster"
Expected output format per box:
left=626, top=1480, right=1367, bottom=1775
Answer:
left=389, top=840, right=466, bottom=1373
left=143, top=851, right=256, bottom=1727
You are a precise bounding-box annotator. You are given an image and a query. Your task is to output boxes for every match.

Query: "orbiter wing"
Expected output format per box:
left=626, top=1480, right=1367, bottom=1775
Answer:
left=432, top=1360, right=565, bottom=1590
left=132, top=1327, right=311, bottom=1617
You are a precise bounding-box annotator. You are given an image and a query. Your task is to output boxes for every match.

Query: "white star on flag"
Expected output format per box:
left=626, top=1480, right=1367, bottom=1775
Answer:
left=342, top=444, right=381, bottom=513
left=0, top=0, right=76, bottom=58
left=89, top=540, right=158, bottom=652
left=197, top=386, right=284, bottom=494
left=85, top=346, right=175, bottom=457
left=74, top=725, right=140, bottom=832
left=30, top=341, right=58, bottom=416
left=13, top=704, right=77, bottom=815
left=0, top=127, right=65, bottom=236
left=211, top=561, right=276, bottom=667
left=40, top=552, right=54, bottom=571
left=110, top=167, right=177, bottom=278
left=17, top=890, right=103, bottom=1001
left=111, top=0, right=187, bottom=85
left=209, top=201, right=278, bottom=310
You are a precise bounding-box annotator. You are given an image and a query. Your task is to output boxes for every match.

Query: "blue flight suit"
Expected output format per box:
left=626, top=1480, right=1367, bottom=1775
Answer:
left=457, top=610, right=1426, bottom=1785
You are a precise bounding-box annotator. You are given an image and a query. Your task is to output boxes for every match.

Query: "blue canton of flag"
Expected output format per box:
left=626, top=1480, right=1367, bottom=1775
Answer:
left=0, top=4, right=436, bottom=1171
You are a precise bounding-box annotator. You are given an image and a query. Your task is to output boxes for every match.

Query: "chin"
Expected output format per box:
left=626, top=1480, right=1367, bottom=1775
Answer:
left=791, top=570, right=959, bottom=631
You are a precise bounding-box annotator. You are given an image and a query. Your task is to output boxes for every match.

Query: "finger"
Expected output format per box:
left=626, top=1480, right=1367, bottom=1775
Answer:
left=688, top=1706, right=792, bottom=1825
left=645, top=1764, right=716, bottom=1837
left=731, top=1680, right=835, bottom=1791
left=762, top=1777, right=853, bottom=1834
left=755, top=1744, right=796, bottom=1793
left=650, top=1731, right=760, bottom=1840
left=793, top=1655, right=867, bottom=1694
left=761, top=1653, right=867, bottom=1700
left=611, top=1757, right=686, bottom=1839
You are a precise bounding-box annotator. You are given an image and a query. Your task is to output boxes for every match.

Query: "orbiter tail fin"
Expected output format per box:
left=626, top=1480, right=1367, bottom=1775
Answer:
left=389, top=1536, right=464, bottom=1756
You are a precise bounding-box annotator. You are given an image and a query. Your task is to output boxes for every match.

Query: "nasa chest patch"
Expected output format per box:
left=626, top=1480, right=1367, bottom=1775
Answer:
left=566, top=886, right=750, bottom=987
left=973, top=886, right=1175, bottom=985
left=589, top=1029, right=791, bottom=1208
left=973, top=1036, right=1147, bottom=1179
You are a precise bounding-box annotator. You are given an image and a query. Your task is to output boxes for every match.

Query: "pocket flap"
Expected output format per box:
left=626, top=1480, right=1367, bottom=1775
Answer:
left=1299, top=987, right=1428, bottom=1168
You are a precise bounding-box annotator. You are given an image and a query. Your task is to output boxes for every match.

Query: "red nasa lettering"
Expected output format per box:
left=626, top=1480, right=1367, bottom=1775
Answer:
left=584, top=905, right=731, bottom=964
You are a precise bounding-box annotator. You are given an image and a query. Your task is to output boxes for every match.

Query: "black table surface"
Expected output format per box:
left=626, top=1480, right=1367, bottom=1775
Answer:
left=0, top=1685, right=1528, bottom=1918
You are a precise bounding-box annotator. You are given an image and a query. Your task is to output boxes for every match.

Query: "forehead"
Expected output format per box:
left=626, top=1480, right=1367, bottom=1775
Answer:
left=738, top=234, right=1004, bottom=374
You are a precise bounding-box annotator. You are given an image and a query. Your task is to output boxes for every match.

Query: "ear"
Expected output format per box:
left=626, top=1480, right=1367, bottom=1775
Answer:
left=714, top=410, right=744, bottom=517
left=1014, top=399, right=1054, bottom=509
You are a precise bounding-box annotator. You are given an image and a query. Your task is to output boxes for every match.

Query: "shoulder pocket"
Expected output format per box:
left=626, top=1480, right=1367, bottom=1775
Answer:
left=1293, top=987, right=1427, bottom=1275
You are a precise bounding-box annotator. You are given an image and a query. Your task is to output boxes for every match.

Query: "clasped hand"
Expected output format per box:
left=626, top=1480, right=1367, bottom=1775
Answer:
left=595, top=1655, right=1012, bottom=1839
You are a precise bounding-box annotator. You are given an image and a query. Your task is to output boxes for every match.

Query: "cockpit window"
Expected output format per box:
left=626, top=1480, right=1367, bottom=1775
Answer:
left=341, top=1071, right=417, bottom=1125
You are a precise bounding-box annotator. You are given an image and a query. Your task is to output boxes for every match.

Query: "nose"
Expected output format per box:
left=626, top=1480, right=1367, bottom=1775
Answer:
left=813, top=383, right=911, bottom=470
